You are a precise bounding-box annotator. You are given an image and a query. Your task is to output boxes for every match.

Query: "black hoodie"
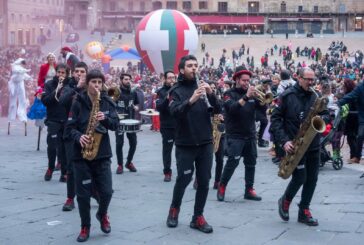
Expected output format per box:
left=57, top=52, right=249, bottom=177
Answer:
left=65, top=90, right=119, bottom=161
left=169, top=74, right=218, bottom=146
left=156, top=84, right=176, bottom=129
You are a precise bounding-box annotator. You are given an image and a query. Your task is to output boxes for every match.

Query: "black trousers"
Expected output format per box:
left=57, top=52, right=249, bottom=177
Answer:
left=347, top=131, right=358, bottom=159
left=46, top=121, right=66, bottom=175
left=74, top=158, right=113, bottom=228
left=256, top=114, right=268, bottom=141
left=171, top=143, right=213, bottom=217
left=214, top=135, right=225, bottom=183
left=284, top=150, right=320, bottom=209
left=160, top=128, right=175, bottom=174
left=64, top=140, right=75, bottom=199
left=115, top=131, right=137, bottom=165
left=220, top=137, right=257, bottom=189
left=355, top=124, right=364, bottom=159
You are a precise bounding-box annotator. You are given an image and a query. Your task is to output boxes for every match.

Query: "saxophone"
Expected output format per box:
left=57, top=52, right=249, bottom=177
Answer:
left=278, top=89, right=327, bottom=179
left=82, top=91, right=103, bottom=161
left=212, top=115, right=223, bottom=153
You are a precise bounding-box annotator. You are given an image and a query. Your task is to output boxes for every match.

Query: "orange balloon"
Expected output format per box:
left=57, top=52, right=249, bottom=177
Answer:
left=101, top=54, right=112, bottom=64
left=85, top=41, right=104, bottom=59
left=121, top=45, right=130, bottom=52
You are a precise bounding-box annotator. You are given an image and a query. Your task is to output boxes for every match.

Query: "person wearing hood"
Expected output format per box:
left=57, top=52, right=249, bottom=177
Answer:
left=65, top=69, right=119, bottom=242
left=60, top=46, right=80, bottom=72
left=166, top=55, right=219, bottom=234
left=7, top=58, right=32, bottom=135
left=114, top=73, right=139, bottom=174
left=216, top=66, right=262, bottom=203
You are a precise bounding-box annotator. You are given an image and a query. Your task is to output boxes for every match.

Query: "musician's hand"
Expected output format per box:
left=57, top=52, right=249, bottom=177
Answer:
left=218, top=114, right=224, bottom=121
left=96, top=111, right=105, bottom=121
left=189, top=87, right=204, bottom=104
left=200, top=81, right=212, bottom=95
left=283, top=141, right=294, bottom=154
left=246, top=86, right=256, bottom=99
left=80, top=135, right=91, bottom=147
left=133, top=105, right=139, bottom=112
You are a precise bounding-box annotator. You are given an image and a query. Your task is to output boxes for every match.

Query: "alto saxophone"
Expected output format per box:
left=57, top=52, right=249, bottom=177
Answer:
left=278, top=89, right=327, bottom=179
left=82, top=91, right=103, bottom=161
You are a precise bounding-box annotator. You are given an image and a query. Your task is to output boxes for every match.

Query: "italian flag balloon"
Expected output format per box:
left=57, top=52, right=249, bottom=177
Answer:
left=135, top=9, right=199, bottom=74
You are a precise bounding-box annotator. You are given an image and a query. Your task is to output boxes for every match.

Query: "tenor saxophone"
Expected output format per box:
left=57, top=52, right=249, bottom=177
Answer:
left=82, top=91, right=103, bottom=161
left=278, top=89, right=328, bottom=179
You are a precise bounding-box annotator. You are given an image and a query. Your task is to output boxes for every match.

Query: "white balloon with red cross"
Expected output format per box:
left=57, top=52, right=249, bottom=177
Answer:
left=135, top=9, right=199, bottom=74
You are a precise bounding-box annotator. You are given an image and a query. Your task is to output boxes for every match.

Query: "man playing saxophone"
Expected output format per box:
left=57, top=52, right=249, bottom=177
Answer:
left=65, top=70, right=119, bottom=242
left=270, top=67, right=329, bottom=226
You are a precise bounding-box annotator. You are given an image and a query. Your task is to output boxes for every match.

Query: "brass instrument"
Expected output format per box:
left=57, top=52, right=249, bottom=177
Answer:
left=212, top=115, right=223, bottom=153
left=254, top=85, right=273, bottom=106
left=82, top=91, right=103, bottom=161
left=54, top=76, right=65, bottom=101
left=278, top=89, right=327, bottom=179
left=103, top=84, right=121, bottom=102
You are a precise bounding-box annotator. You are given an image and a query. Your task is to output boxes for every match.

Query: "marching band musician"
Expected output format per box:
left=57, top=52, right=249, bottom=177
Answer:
left=41, top=64, right=69, bottom=182
left=65, top=69, right=119, bottom=242
left=217, top=66, right=262, bottom=202
left=58, top=62, right=88, bottom=211
left=114, top=73, right=139, bottom=174
left=156, top=70, right=176, bottom=182
left=166, top=55, right=218, bottom=233
left=270, top=67, right=329, bottom=226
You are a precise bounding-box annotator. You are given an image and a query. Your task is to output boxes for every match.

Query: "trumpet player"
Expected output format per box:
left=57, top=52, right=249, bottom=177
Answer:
left=217, top=66, right=262, bottom=202
left=166, top=55, right=218, bottom=233
left=270, top=68, right=329, bottom=226
left=41, top=64, right=69, bottom=182
left=255, top=79, right=272, bottom=147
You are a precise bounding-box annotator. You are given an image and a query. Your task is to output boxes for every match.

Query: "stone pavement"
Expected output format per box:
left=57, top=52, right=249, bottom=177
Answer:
left=0, top=118, right=364, bottom=245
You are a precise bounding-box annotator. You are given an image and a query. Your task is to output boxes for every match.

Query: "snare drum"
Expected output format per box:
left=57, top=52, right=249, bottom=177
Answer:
left=119, top=119, right=142, bottom=133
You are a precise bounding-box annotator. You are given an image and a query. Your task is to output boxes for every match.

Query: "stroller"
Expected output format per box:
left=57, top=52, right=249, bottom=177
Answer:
left=319, top=108, right=344, bottom=170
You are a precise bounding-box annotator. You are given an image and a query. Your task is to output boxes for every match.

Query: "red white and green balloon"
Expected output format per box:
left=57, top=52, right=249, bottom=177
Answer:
left=135, top=9, right=199, bottom=74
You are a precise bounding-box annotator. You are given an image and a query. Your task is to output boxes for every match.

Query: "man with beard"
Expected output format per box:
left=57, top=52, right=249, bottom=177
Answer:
left=156, top=70, right=176, bottom=182
left=217, top=66, right=262, bottom=202
left=166, top=55, right=218, bottom=233
left=115, top=74, right=139, bottom=174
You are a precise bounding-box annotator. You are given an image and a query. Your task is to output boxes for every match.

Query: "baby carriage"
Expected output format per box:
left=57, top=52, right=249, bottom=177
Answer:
left=319, top=108, right=343, bottom=170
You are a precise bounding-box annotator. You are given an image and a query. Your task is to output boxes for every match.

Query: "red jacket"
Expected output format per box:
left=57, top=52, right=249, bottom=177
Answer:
left=38, top=63, right=56, bottom=88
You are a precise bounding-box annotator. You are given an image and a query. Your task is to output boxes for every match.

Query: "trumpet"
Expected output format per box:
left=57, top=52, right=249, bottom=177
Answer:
left=103, top=84, right=121, bottom=102
left=55, top=76, right=65, bottom=101
left=254, top=85, right=273, bottom=106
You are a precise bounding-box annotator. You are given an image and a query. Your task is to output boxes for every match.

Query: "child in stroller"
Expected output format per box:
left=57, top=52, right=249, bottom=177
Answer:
left=320, top=106, right=344, bottom=170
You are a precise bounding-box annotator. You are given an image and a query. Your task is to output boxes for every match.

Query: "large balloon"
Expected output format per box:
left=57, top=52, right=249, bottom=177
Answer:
left=85, top=41, right=104, bottom=59
left=135, top=9, right=198, bottom=74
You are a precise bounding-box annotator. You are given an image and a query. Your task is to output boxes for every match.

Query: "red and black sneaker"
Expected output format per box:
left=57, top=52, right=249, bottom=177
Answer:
left=62, top=198, right=75, bottom=211
left=125, top=162, right=137, bottom=172
left=244, top=187, right=262, bottom=201
left=55, top=162, right=61, bottom=171
left=116, top=165, right=123, bottom=174
left=164, top=173, right=172, bottom=182
left=44, top=168, right=53, bottom=181
left=278, top=196, right=291, bottom=221
left=217, top=183, right=226, bottom=201
left=77, top=226, right=90, bottom=242
left=190, top=215, right=213, bottom=233
left=166, top=207, right=179, bottom=228
left=298, top=208, right=318, bottom=226
left=96, top=213, right=111, bottom=233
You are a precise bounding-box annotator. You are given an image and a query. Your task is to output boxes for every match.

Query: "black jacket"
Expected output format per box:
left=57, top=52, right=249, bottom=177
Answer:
left=156, top=85, right=176, bottom=129
left=65, top=90, right=119, bottom=161
left=41, top=76, right=69, bottom=123
left=270, top=83, right=329, bottom=152
left=223, top=87, right=257, bottom=139
left=338, top=82, right=364, bottom=124
left=169, top=75, right=218, bottom=146
left=115, top=86, right=139, bottom=119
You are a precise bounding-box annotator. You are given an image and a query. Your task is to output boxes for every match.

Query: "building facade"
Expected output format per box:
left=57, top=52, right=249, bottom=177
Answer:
left=97, top=0, right=364, bottom=34
left=3, top=0, right=64, bottom=46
